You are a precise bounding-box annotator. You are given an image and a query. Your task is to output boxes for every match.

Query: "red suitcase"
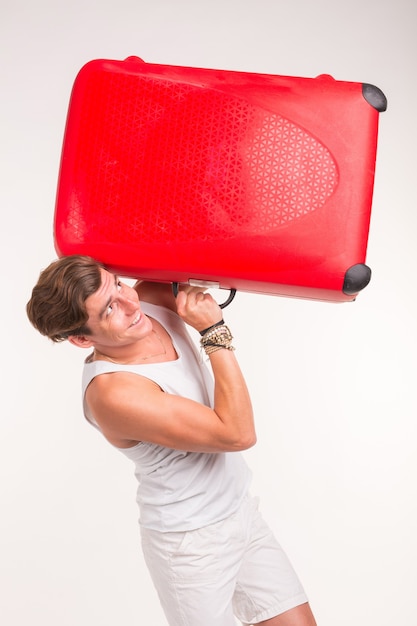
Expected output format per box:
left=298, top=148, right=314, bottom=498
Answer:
left=54, top=56, right=386, bottom=304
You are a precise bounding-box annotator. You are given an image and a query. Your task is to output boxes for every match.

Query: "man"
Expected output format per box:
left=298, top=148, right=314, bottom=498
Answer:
left=27, top=254, right=317, bottom=626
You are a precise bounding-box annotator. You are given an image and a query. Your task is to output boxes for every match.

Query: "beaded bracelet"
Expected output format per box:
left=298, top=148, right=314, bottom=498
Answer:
left=199, top=319, right=225, bottom=336
left=200, top=324, right=235, bottom=355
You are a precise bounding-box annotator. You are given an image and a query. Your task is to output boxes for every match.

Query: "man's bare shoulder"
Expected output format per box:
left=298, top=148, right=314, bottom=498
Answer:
left=88, top=370, right=162, bottom=402
left=85, top=370, right=164, bottom=447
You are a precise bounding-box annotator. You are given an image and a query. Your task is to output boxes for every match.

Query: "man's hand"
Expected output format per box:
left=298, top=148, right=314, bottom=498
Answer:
left=175, top=287, right=223, bottom=333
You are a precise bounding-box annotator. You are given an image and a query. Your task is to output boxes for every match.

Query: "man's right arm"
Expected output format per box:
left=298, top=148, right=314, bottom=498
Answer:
left=85, top=288, right=257, bottom=453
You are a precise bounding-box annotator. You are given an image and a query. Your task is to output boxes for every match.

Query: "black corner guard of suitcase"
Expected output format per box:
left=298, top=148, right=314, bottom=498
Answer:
left=362, top=84, right=388, bottom=112
left=343, top=264, right=372, bottom=296
left=172, top=283, right=237, bottom=309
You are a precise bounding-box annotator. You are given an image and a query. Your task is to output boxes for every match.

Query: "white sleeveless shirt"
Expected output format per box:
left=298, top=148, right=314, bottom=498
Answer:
left=82, top=302, right=252, bottom=532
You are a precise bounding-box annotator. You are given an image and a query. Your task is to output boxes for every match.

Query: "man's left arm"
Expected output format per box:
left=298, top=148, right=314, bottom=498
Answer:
left=134, top=280, right=178, bottom=311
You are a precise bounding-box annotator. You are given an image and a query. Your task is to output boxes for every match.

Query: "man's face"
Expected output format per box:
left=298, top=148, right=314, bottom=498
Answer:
left=82, top=268, right=152, bottom=348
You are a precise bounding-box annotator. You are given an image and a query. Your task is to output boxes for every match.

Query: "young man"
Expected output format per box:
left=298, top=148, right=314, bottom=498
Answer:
left=27, top=255, right=317, bottom=626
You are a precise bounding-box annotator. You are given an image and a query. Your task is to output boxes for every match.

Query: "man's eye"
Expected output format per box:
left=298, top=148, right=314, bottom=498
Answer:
left=117, top=281, right=122, bottom=291
left=106, top=304, right=114, bottom=316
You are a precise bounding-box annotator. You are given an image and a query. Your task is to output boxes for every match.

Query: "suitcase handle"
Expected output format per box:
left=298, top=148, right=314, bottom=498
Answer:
left=172, top=282, right=237, bottom=309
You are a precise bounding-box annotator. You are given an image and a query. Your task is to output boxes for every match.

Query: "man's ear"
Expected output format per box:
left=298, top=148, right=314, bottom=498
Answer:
left=67, top=334, right=95, bottom=349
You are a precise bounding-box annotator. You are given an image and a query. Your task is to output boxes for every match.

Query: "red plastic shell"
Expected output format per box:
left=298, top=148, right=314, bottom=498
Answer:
left=54, top=57, right=383, bottom=302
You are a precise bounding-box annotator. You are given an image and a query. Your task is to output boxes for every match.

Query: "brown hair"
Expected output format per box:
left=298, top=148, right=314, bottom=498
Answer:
left=26, top=255, right=105, bottom=342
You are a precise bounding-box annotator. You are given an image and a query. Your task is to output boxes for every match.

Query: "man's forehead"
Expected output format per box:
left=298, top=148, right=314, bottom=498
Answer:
left=86, top=269, right=116, bottom=312
left=94, top=267, right=113, bottom=293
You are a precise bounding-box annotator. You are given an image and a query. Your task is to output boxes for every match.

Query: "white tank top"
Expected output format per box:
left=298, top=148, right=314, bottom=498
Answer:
left=82, top=302, right=251, bottom=532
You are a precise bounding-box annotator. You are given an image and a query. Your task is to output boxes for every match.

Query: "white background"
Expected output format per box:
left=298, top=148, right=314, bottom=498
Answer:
left=2, top=1, right=416, bottom=624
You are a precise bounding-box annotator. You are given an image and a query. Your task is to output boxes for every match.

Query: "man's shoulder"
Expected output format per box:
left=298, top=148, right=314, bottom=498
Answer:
left=87, top=369, right=161, bottom=402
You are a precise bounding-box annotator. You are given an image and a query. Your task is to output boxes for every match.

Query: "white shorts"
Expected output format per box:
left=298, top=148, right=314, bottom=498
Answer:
left=140, top=495, right=308, bottom=625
